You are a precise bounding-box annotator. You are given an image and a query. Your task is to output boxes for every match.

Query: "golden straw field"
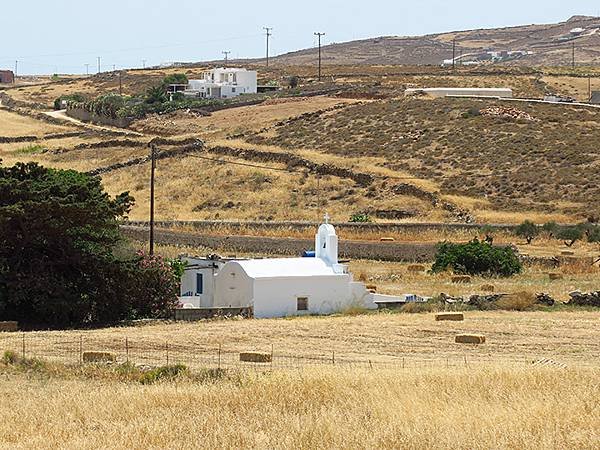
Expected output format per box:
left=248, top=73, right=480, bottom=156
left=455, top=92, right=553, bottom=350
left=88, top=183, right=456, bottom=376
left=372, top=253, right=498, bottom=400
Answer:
left=0, top=364, right=598, bottom=449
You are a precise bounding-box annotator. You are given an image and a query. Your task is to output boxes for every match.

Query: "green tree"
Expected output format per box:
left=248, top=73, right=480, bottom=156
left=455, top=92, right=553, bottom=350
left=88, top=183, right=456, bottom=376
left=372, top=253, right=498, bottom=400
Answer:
left=0, top=162, right=179, bottom=328
left=514, top=220, right=539, bottom=244
left=145, top=85, right=168, bottom=104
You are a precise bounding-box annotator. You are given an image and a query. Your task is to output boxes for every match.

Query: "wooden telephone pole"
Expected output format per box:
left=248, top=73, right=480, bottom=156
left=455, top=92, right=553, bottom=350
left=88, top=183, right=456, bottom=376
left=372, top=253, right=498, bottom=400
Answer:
left=264, top=27, right=273, bottom=67
left=314, top=32, right=325, bottom=81
left=149, top=144, right=157, bottom=255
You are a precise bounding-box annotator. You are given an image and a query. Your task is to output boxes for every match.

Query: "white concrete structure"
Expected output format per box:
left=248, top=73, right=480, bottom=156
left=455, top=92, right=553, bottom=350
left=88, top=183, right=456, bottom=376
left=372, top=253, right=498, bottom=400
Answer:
left=184, top=68, right=257, bottom=99
left=405, top=87, right=513, bottom=99
left=179, top=216, right=403, bottom=318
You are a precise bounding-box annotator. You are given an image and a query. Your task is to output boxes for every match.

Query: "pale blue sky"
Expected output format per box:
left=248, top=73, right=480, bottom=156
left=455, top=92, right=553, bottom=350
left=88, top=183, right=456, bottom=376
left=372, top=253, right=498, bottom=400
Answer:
left=1, top=0, right=599, bottom=74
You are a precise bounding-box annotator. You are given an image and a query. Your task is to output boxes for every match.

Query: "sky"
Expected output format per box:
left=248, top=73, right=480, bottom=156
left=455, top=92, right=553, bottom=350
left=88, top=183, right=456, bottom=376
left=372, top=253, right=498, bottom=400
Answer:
left=1, top=0, right=599, bottom=75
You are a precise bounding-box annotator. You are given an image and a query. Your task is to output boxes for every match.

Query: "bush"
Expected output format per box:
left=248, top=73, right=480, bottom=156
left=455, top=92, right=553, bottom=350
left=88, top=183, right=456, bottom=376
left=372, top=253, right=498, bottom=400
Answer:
left=54, top=93, right=86, bottom=110
left=586, top=226, right=600, bottom=243
left=431, top=239, right=522, bottom=277
left=349, top=213, right=371, bottom=223
left=556, top=226, right=584, bottom=247
left=514, top=220, right=539, bottom=244
left=140, top=364, right=189, bottom=384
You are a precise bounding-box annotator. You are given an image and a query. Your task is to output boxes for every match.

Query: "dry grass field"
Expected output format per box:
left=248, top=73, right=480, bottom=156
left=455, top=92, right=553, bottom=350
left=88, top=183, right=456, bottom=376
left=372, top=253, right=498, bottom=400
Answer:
left=0, top=364, right=598, bottom=449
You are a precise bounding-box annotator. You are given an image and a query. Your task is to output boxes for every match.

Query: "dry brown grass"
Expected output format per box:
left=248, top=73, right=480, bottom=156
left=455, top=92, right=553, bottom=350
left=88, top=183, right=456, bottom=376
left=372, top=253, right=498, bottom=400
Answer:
left=0, top=109, right=71, bottom=136
left=0, top=364, right=598, bottom=449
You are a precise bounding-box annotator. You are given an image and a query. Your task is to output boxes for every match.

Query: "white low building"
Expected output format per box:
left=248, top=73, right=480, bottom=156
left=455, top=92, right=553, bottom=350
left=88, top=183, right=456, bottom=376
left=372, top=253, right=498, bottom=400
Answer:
left=405, top=87, right=513, bottom=99
left=179, top=216, right=403, bottom=318
left=184, top=67, right=257, bottom=99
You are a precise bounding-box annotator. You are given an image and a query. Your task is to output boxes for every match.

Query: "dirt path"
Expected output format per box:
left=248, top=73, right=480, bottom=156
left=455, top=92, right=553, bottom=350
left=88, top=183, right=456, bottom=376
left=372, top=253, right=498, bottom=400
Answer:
left=43, top=109, right=145, bottom=136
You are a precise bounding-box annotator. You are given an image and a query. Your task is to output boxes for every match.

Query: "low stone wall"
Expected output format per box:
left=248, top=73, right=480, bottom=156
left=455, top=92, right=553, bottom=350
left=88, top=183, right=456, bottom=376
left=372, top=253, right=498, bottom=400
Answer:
left=66, top=107, right=133, bottom=128
left=122, top=226, right=439, bottom=262
left=173, top=307, right=252, bottom=321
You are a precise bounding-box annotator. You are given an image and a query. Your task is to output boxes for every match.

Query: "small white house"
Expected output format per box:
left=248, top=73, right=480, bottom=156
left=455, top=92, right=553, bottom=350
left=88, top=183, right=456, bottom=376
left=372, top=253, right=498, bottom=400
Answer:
left=184, top=68, right=257, bottom=99
left=179, top=216, right=403, bottom=318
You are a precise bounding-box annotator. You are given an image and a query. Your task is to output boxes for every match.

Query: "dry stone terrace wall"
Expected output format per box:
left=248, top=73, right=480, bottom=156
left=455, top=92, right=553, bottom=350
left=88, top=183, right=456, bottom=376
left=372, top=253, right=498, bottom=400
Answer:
left=122, top=226, right=439, bottom=262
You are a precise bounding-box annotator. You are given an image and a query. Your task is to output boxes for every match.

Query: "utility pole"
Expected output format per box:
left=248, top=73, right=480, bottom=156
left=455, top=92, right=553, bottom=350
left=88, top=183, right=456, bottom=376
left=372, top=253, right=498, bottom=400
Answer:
left=149, top=144, right=157, bottom=256
left=85, top=64, right=89, bottom=76
left=572, top=42, right=576, bottom=70
left=142, top=60, right=146, bottom=69
left=263, top=27, right=273, bottom=67
left=97, top=56, right=101, bottom=74
left=314, top=32, right=325, bottom=81
left=14, top=60, right=18, bottom=79
left=119, top=71, right=123, bottom=96
left=112, top=64, right=116, bottom=72
left=452, top=39, right=456, bottom=71
left=222, top=51, right=231, bottom=65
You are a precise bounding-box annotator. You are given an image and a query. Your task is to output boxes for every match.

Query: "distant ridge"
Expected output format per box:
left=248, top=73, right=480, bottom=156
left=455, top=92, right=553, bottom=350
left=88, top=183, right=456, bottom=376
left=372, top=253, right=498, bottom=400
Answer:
left=264, top=16, right=600, bottom=66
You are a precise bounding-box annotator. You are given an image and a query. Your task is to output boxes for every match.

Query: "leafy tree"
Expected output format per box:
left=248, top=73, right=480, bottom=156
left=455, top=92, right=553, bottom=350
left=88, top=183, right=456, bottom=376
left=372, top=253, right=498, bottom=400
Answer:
left=0, top=162, right=180, bottom=328
left=162, top=73, right=189, bottom=87
left=556, top=226, right=584, bottom=247
left=288, top=76, right=300, bottom=89
left=514, top=220, right=539, bottom=244
left=431, top=239, right=522, bottom=277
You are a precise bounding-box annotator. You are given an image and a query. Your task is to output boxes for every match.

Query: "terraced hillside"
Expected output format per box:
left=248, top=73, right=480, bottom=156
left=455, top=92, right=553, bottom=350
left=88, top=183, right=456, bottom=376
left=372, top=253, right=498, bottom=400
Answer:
left=248, top=97, right=600, bottom=220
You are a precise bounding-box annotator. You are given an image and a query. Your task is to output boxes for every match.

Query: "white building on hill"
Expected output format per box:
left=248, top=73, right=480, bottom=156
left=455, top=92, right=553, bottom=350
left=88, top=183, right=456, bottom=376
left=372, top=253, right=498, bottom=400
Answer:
left=184, top=67, right=257, bottom=99
left=179, top=215, right=402, bottom=318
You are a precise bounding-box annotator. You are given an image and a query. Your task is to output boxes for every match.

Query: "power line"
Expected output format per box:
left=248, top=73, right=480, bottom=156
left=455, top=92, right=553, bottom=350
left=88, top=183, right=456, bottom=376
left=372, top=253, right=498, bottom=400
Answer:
left=222, top=51, right=231, bottom=64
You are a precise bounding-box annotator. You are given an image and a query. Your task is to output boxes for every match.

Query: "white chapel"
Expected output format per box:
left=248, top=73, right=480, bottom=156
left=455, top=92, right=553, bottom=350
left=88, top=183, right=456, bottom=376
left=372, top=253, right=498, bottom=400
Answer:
left=178, top=215, right=401, bottom=318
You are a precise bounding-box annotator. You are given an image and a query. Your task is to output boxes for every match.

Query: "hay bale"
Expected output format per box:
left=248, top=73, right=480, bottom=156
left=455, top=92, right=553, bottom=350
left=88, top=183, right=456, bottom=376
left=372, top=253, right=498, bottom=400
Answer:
left=480, top=284, right=495, bottom=292
left=561, top=250, right=575, bottom=256
left=0, top=321, right=18, bottom=332
left=240, top=352, right=272, bottom=363
left=451, top=275, right=472, bottom=284
left=435, top=312, right=464, bottom=321
left=407, top=264, right=426, bottom=273
left=83, top=351, right=116, bottom=363
left=366, top=284, right=377, bottom=292
left=380, top=237, right=395, bottom=242
left=548, top=272, right=564, bottom=281
left=455, top=334, right=486, bottom=344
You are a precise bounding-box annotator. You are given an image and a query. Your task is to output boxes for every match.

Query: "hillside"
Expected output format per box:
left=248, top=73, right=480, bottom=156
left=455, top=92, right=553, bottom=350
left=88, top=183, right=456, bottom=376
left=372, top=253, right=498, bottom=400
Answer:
left=271, top=16, right=600, bottom=66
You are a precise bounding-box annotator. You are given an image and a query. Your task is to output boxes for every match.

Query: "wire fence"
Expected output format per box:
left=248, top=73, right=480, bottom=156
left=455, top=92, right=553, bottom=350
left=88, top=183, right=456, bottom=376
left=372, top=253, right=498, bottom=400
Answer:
left=0, top=332, right=594, bottom=372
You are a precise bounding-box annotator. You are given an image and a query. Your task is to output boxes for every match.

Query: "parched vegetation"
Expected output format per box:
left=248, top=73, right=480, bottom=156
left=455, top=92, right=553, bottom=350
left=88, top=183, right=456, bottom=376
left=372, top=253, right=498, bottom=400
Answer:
left=249, top=97, right=600, bottom=219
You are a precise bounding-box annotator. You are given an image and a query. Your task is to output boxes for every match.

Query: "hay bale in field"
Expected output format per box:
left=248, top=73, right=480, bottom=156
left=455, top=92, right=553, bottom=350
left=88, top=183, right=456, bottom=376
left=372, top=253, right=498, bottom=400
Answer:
left=83, top=351, right=116, bottom=363
left=407, top=264, right=426, bottom=273
left=548, top=272, right=564, bottom=281
left=451, top=275, right=472, bottom=284
left=240, top=352, right=272, bottom=363
left=0, top=321, right=18, bottom=332
left=435, top=312, right=464, bottom=321
left=455, top=334, right=486, bottom=344
left=480, top=284, right=495, bottom=292
left=366, top=284, right=377, bottom=292
left=380, top=237, right=395, bottom=242
left=561, top=250, right=575, bottom=256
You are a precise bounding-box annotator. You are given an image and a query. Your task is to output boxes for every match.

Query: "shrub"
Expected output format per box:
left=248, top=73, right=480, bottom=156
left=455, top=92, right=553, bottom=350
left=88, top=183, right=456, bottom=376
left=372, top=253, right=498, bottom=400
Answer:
left=349, top=213, right=371, bottom=223
left=140, top=364, right=189, bottom=384
left=288, top=76, right=300, bottom=89
left=556, top=226, right=584, bottom=247
left=586, top=226, right=600, bottom=243
left=2, top=350, right=18, bottom=365
left=431, top=239, right=522, bottom=277
left=53, top=93, right=86, bottom=110
left=514, top=220, right=539, bottom=244
left=14, top=144, right=44, bottom=155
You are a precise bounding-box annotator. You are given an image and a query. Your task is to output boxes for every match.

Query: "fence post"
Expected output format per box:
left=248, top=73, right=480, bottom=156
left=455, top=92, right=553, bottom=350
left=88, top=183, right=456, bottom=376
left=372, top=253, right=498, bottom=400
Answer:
left=402, top=357, right=405, bottom=369
left=125, top=337, right=129, bottom=364
left=218, top=343, right=221, bottom=370
left=464, top=355, right=468, bottom=367
left=271, top=343, right=274, bottom=370
left=79, top=335, right=83, bottom=365
left=332, top=350, right=335, bottom=365
left=21, top=332, right=25, bottom=359
left=166, top=342, right=169, bottom=366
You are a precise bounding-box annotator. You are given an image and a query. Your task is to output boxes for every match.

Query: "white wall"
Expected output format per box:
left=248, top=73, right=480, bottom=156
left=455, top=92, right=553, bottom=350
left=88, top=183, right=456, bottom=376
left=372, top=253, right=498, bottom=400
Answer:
left=251, top=275, right=356, bottom=318
left=213, top=261, right=254, bottom=308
